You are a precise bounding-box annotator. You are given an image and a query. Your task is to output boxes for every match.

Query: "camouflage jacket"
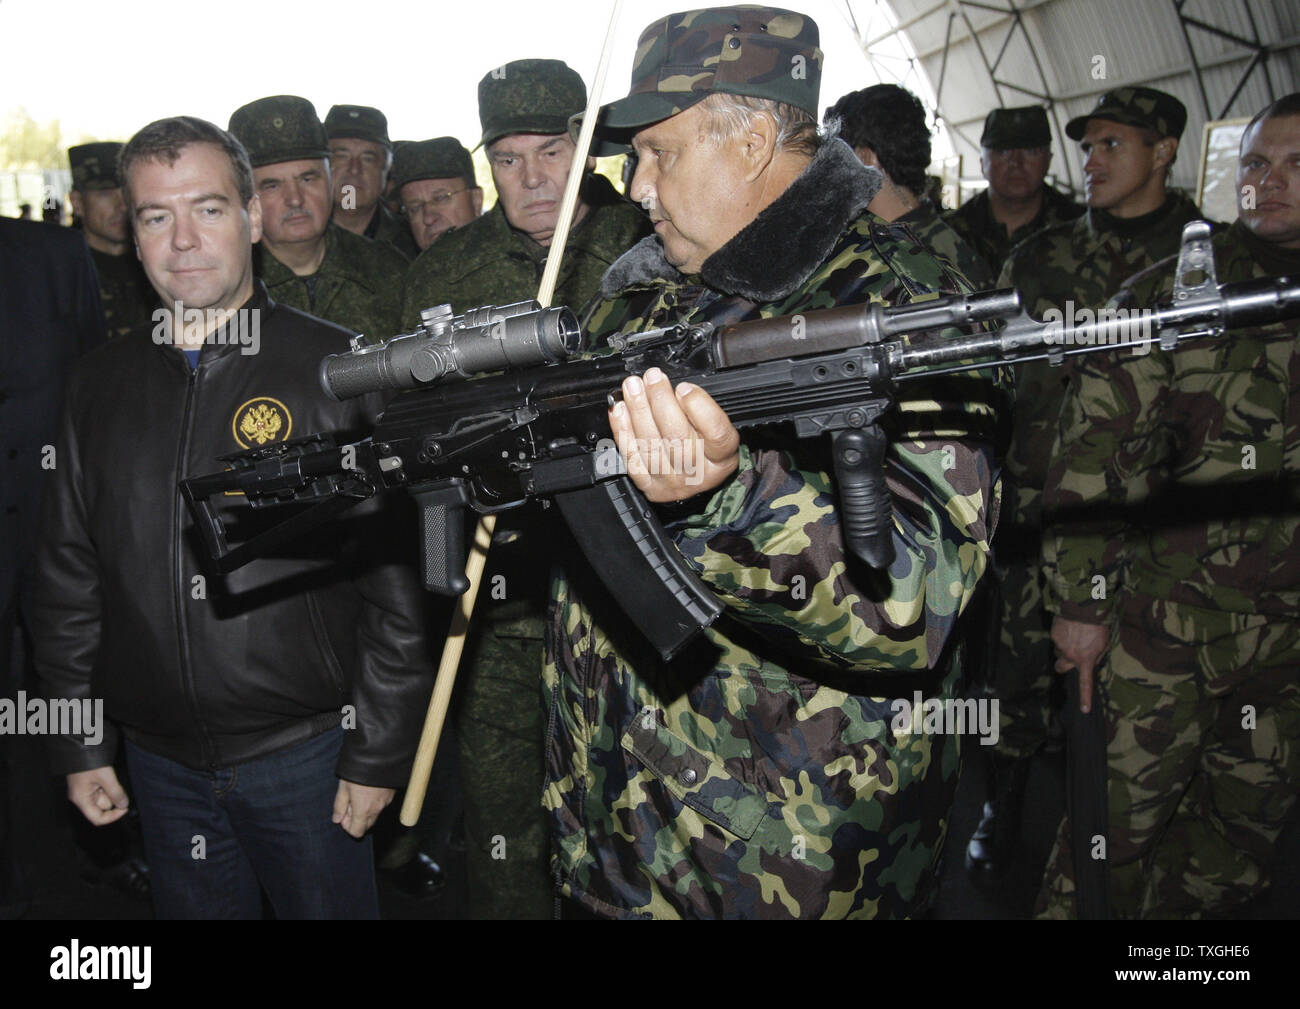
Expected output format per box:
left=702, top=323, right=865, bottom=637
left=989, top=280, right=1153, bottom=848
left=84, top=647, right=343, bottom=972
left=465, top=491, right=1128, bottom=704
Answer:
left=255, top=222, right=406, bottom=343
left=898, top=200, right=994, bottom=289
left=1042, top=219, right=1300, bottom=627
left=364, top=200, right=419, bottom=262
left=997, top=190, right=1209, bottom=510
left=400, top=173, right=648, bottom=329
left=89, top=246, right=157, bottom=340
left=945, top=183, right=1085, bottom=278
left=543, top=140, right=1008, bottom=919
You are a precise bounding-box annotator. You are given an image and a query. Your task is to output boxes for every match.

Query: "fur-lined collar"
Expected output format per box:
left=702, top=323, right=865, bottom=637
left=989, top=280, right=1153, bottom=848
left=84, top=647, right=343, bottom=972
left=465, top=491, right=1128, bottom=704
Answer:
left=600, top=138, right=882, bottom=301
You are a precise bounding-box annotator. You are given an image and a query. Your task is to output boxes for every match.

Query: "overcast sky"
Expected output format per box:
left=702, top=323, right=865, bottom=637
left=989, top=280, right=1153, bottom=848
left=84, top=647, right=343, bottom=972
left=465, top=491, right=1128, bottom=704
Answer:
left=2, top=0, right=946, bottom=157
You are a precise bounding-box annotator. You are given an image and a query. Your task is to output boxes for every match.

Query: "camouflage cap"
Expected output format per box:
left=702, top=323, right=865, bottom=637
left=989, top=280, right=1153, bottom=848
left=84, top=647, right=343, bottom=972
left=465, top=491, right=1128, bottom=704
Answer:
left=478, top=59, right=588, bottom=149
left=1065, top=86, right=1187, bottom=141
left=228, top=96, right=331, bottom=168
left=391, top=137, right=476, bottom=190
left=325, top=105, right=391, bottom=148
left=589, top=5, right=822, bottom=140
left=68, top=141, right=123, bottom=190
left=981, top=106, right=1051, bottom=149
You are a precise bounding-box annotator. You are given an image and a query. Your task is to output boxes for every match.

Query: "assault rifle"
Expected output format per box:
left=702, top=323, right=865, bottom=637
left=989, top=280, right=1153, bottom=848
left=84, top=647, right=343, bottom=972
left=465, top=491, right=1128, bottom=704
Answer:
left=182, top=223, right=1300, bottom=660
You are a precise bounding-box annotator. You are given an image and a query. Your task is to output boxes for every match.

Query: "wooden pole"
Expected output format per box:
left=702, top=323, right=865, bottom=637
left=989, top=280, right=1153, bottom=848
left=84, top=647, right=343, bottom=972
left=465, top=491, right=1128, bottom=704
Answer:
left=400, top=0, right=625, bottom=826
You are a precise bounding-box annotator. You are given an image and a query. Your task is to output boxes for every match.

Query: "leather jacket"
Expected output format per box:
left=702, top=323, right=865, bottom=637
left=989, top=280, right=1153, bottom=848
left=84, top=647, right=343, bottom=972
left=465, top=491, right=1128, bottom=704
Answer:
left=32, top=283, right=432, bottom=786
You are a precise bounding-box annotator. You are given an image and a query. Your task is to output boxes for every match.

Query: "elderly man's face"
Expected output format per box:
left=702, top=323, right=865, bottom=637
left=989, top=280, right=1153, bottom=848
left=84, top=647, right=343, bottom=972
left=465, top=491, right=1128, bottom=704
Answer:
left=1238, top=113, right=1300, bottom=248
left=979, top=145, right=1050, bottom=201
left=253, top=158, right=332, bottom=246
left=399, top=176, right=482, bottom=250
left=330, top=137, right=388, bottom=214
left=129, top=142, right=261, bottom=313
left=630, top=102, right=758, bottom=275
left=487, top=132, right=579, bottom=245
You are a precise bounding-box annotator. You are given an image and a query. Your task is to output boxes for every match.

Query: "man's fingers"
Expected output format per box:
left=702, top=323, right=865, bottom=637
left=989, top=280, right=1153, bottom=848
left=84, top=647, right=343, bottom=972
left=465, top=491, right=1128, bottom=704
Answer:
left=621, top=373, right=666, bottom=444
left=640, top=368, right=694, bottom=442
left=331, top=782, right=350, bottom=825
left=99, top=776, right=129, bottom=809
left=676, top=382, right=739, bottom=461
left=1078, top=664, right=1094, bottom=714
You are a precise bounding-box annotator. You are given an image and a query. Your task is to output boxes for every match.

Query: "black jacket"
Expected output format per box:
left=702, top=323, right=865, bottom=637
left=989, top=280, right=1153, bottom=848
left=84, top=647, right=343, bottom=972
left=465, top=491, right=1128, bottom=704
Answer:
left=32, top=283, right=432, bottom=785
left=1, top=219, right=105, bottom=620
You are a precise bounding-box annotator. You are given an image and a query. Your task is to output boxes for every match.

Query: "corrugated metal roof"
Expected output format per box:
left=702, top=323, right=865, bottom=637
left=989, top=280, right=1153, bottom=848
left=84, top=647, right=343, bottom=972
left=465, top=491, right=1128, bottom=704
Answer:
left=852, top=0, right=1299, bottom=196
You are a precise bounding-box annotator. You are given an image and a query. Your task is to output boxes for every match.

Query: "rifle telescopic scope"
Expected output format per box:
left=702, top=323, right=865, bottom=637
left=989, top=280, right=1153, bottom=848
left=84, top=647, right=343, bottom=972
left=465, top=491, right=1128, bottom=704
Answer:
left=321, top=300, right=582, bottom=400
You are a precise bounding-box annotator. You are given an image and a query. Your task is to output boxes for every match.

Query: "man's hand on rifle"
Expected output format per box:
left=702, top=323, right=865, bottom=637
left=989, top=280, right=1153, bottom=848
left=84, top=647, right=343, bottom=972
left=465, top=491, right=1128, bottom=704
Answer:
left=1051, top=616, right=1111, bottom=714
left=610, top=366, right=740, bottom=502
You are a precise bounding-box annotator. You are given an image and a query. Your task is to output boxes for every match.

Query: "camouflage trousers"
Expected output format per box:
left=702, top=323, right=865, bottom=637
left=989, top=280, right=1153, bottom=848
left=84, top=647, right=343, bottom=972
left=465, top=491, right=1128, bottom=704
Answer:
left=458, top=614, right=553, bottom=920
left=983, top=483, right=1055, bottom=759
left=1035, top=597, right=1300, bottom=919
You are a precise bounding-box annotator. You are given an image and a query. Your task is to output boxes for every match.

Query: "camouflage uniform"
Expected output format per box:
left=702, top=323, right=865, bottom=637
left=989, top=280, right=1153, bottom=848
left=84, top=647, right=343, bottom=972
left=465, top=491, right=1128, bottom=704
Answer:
left=230, top=97, right=407, bottom=344
left=325, top=105, right=416, bottom=263
left=945, top=184, right=1084, bottom=279
left=67, top=142, right=157, bottom=340
left=539, top=5, right=1007, bottom=917
left=898, top=200, right=994, bottom=289
left=88, top=247, right=157, bottom=341
left=989, top=190, right=1209, bottom=760
left=546, top=135, right=1007, bottom=917
left=255, top=223, right=405, bottom=343
left=1036, top=219, right=1300, bottom=918
left=400, top=60, right=649, bottom=919
left=401, top=174, right=643, bottom=330
left=367, top=201, right=418, bottom=261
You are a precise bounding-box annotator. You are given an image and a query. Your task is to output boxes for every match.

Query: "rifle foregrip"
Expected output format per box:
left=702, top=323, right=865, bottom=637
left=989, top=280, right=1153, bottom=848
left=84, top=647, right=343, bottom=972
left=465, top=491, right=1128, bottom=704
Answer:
left=410, top=484, right=470, bottom=595
left=833, top=427, right=895, bottom=568
left=553, top=477, right=724, bottom=662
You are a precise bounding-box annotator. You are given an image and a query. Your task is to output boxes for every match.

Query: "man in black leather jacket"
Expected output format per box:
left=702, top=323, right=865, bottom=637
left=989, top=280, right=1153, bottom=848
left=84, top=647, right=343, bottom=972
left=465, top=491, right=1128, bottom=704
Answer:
left=31, top=116, right=432, bottom=919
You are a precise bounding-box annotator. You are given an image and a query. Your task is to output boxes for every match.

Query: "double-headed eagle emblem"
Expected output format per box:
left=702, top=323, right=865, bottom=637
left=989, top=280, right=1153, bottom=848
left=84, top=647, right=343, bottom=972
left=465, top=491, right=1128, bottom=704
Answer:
left=232, top=397, right=293, bottom=449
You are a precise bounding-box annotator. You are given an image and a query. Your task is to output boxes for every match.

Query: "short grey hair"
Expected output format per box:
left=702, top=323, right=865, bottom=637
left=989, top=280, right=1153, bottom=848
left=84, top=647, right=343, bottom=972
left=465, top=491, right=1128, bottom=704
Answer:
left=696, top=92, right=822, bottom=158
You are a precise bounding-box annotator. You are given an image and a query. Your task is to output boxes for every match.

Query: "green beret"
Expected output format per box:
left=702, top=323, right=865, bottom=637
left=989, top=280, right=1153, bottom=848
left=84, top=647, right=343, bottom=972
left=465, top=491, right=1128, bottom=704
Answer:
left=68, top=141, right=124, bottom=191
left=228, top=96, right=331, bottom=168
left=391, top=138, right=476, bottom=191
left=981, top=106, right=1051, bottom=149
left=325, top=105, right=391, bottom=148
left=1065, top=86, right=1188, bottom=141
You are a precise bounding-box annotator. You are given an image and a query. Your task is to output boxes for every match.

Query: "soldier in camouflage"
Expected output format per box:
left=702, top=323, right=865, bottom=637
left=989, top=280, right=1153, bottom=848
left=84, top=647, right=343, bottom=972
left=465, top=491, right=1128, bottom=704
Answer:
left=965, top=85, right=1208, bottom=885
left=1038, top=94, right=1300, bottom=918
left=390, top=138, right=483, bottom=253
left=401, top=59, right=647, bottom=920
left=825, top=83, right=993, bottom=288
left=67, top=142, right=157, bottom=339
left=401, top=59, right=646, bottom=327
left=325, top=105, right=417, bottom=261
left=945, top=107, right=1084, bottom=277
left=546, top=5, right=1007, bottom=919
left=229, top=97, right=406, bottom=343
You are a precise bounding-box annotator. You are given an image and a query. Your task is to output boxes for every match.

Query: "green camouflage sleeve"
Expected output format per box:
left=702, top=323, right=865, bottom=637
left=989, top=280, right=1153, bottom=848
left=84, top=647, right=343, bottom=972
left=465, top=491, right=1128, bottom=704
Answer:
left=660, top=238, right=1006, bottom=672
left=1041, top=278, right=1175, bottom=623
left=668, top=387, right=1002, bottom=673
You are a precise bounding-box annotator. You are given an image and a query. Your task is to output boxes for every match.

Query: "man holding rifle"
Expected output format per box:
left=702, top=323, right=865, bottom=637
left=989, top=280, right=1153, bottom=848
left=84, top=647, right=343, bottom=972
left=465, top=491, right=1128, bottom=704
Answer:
left=546, top=5, right=1008, bottom=918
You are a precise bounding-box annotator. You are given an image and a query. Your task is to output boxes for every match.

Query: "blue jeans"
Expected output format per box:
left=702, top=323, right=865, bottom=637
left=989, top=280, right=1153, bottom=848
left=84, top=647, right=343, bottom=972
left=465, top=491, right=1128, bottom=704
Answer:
left=125, top=729, right=379, bottom=919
